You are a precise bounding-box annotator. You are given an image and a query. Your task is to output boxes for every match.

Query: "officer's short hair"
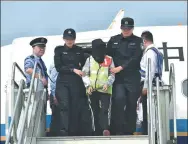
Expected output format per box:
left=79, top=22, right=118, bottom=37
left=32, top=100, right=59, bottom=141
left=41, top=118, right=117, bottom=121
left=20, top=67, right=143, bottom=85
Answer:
left=141, top=31, right=153, bottom=43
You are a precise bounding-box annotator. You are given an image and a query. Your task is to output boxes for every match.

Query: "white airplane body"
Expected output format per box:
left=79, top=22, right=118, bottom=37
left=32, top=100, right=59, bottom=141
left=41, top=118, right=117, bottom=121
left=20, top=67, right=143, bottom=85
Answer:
left=1, top=10, right=187, bottom=143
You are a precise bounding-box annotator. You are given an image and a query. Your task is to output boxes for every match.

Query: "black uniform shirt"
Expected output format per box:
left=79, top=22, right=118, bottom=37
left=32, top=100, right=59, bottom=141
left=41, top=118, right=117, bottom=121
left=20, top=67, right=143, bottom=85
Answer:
left=106, top=34, right=143, bottom=82
left=54, top=44, right=85, bottom=77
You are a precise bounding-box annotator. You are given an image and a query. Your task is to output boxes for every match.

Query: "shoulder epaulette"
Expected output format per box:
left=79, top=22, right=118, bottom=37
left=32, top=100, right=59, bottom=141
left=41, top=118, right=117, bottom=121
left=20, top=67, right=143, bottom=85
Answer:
left=112, top=34, right=120, bottom=38
left=132, top=35, right=142, bottom=40
left=76, top=45, right=82, bottom=49
left=54, top=45, right=63, bottom=52
left=30, top=55, right=35, bottom=59
left=55, top=45, right=63, bottom=49
left=25, top=55, right=32, bottom=61
left=24, top=55, right=35, bottom=63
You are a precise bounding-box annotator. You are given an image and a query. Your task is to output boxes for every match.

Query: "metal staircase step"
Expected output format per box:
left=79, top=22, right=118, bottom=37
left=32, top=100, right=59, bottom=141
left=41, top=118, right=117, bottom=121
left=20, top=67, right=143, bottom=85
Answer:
left=36, top=135, right=149, bottom=144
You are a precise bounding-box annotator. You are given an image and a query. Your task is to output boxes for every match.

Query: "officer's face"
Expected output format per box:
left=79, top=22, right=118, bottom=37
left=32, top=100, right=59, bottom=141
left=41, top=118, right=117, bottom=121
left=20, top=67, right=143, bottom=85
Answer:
left=64, top=39, right=75, bottom=48
left=33, top=46, right=45, bottom=56
left=121, top=28, right=133, bottom=37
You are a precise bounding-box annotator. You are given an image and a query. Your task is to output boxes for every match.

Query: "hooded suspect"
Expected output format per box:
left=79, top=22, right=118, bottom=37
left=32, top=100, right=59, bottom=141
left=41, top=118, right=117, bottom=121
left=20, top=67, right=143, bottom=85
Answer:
left=91, top=39, right=106, bottom=63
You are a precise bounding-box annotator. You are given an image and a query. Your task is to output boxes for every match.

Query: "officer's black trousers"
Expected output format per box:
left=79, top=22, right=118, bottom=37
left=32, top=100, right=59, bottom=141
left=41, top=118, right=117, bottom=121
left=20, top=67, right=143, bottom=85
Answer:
left=78, top=97, right=93, bottom=136
left=111, top=81, right=140, bottom=135
left=138, top=81, right=148, bottom=135
left=49, top=104, right=61, bottom=136
left=89, top=91, right=111, bottom=136
left=141, top=94, right=148, bottom=135
left=55, top=77, right=92, bottom=136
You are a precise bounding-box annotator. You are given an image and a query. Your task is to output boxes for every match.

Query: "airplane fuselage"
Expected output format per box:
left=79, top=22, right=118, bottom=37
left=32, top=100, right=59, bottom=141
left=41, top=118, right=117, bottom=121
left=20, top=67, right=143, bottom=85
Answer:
left=1, top=25, right=187, bottom=143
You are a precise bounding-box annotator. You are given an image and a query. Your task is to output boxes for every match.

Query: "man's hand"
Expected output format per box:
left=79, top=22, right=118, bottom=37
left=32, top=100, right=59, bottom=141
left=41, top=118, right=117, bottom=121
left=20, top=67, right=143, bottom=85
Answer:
left=73, top=69, right=84, bottom=77
left=41, top=77, right=48, bottom=86
left=142, top=88, right=147, bottom=96
left=87, top=86, right=93, bottom=95
left=110, top=66, right=123, bottom=74
left=103, top=84, right=108, bottom=91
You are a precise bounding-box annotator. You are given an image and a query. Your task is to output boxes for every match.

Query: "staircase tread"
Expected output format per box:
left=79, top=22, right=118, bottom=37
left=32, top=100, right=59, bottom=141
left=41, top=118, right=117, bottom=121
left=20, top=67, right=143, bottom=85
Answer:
left=36, top=135, right=149, bottom=141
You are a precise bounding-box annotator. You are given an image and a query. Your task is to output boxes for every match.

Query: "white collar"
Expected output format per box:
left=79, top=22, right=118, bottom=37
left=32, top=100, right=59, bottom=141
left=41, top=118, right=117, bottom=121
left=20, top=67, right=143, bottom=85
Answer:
left=144, top=44, right=157, bottom=53
left=33, top=54, right=41, bottom=59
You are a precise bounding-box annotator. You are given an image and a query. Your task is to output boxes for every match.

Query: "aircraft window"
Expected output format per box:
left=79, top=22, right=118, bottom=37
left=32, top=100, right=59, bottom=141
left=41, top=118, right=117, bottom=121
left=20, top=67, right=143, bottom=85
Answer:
left=76, top=42, right=107, bottom=49
left=76, top=42, right=107, bottom=54
left=76, top=42, right=92, bottom=49
left=76, top=42, right=92, bottom=54
left=182, top=79, right=187, bottom=97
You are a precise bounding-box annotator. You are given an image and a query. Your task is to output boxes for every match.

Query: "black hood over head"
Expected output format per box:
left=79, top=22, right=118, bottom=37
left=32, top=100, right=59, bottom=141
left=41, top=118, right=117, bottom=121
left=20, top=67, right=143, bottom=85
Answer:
left=91, top=39, right=106, bottom=63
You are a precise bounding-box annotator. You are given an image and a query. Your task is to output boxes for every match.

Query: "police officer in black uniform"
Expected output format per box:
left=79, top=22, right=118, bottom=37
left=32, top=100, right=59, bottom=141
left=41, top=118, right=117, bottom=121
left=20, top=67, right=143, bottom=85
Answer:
left=54, top=28, right=92, bottom=136
left=107, top=17, right=143, bottom=135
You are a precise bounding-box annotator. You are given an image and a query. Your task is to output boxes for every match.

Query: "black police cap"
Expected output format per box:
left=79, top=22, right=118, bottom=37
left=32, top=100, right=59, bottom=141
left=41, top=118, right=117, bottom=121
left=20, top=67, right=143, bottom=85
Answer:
left=30, top=37, right=47, bottom=47
left=63, top=28, right=76, bottom=40
left=121, top=17, right=134, bottom=29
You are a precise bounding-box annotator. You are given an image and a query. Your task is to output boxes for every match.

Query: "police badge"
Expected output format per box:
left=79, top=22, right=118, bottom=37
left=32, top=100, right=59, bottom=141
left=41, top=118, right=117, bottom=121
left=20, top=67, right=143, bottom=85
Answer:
left=125, top=21, right=128, bottom=25
left=41, top=38, right=44, bottom=42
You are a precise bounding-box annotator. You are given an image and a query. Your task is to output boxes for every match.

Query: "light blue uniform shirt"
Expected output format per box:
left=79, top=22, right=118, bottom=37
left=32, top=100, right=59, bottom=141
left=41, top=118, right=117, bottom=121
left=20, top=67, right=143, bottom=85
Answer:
left=49, top=63, right=58, bottom=97
left=24, top=54, right=48, bottom=88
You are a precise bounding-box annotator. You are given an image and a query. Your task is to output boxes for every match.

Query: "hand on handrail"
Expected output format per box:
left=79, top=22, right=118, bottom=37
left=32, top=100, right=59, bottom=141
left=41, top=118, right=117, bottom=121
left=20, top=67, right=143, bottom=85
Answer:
left=41, top=77, right=48, bottom=86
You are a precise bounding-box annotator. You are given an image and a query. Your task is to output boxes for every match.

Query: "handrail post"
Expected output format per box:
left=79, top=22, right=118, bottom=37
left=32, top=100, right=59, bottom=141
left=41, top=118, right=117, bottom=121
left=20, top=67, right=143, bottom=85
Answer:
left=147, top=58, right=155, bottom=144
left=169, top=64, right=177, bottom=142
left=7, top=61, right=42, bottom=144
left=17, top=62, right=41, bottom=144
left=9, top=62, right=27, bottom=143
left=156, top=77, right=163, bottom=144
left=10, top=62, right=17, bottom=143
left=5, top=80, right=25, bottom=144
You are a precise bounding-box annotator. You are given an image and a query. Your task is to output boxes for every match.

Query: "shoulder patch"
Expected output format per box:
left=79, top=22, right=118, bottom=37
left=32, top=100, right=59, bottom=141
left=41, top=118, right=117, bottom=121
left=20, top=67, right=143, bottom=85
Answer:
left=24, top=55, right=32, bottom=61
left=24, top=55, right=35, bottom=66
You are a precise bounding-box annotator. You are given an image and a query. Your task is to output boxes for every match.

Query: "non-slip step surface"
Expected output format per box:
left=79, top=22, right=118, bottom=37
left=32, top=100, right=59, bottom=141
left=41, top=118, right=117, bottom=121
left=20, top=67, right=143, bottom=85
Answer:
left=36, top=135, right=149, bottom=144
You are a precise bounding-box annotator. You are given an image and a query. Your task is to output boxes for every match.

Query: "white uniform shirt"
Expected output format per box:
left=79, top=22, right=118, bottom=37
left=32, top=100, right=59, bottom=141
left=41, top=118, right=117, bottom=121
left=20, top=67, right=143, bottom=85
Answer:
left=140, top=44, right=159, bottom=89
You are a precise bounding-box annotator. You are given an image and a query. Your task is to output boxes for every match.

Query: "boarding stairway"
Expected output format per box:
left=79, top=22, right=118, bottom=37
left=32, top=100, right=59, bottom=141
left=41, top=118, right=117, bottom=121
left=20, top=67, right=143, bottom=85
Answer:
left=5, top=58, right=177, bottom=144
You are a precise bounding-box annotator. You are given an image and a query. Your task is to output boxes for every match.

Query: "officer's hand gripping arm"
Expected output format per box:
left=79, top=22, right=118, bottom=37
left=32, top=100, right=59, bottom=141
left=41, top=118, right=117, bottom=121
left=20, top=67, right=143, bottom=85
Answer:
left=106, top=59, right=115, bottom=86
left=82, top=57, right=91, bottom=88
